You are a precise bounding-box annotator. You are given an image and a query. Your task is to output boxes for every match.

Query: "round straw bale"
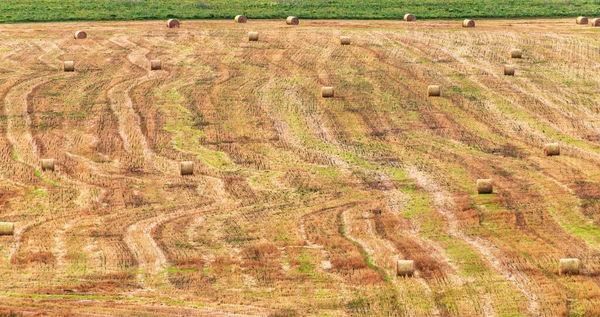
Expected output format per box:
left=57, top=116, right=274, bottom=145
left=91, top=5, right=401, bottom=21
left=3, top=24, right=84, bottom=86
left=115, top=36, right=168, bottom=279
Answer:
left=321, top=87, right=334, bottom=98
left=510, top=49, right=522, bottom=59
left=63, top=61, right=74, bottom=72
left=180, top=161, right=194, bottom=176
left=463, top=19, right=475, bottom=28
left=504, top=64, right=515, bottom=76
left=477, top=179, right=493, bottom=194
left=427, top=85, right=441, bottom=97
left=544, top=143, right=560, bottom=156
left=577, top=16, right=589, bottom=25
left=404, top=14, right=416, bottom=22
left=235, top=15, right=248, bottom=23
left=591, top=18, right=600, bottom=27
left=559, top=258, right=580, bottom=275
left=0, top=222, right=14, bottom=236
left=286, top=16, right=299, bottom=25
left=41, top=159, right=55, bottom=172
left=397, top=260, right=414, bottom=277
left=248, top=32, right=259, bottom=41
left=167, top=19, right=180, bottom=28
left=150, top=60, right=162, bottom=71
left=74, top=31, right=87, bottom=39
left=340, top=36, right=351, bottom=45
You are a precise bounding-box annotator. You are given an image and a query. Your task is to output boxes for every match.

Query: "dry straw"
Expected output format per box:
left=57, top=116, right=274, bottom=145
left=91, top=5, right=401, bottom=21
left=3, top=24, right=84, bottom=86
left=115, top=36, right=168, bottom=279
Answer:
left=397, top=260, right=414, bottom=277
left=248, top=32, right=259, bottom=41
left=63, top=61, right=75, bottom=72
left=576, top=16, right=589, bottom=25
left=286, top=16, right=299, bottom=25
left=559, top=258, right=580, bottom=275
left=544, top=143, right=560, bottom=156
left=74, top=31, right=87, bottom=39
left=180, top=161, right=194, bottom=176
left=150, top=60, right=162, bottom=71
left=235, top=15, right=248, bottom=23
left=510, top=49, right=522, bottom=59
left=463, top=19, right=475, bottom=28
left=167, top=19, right=180, bottom=28
left=0, top=222, right=14, bottom=236
left=41, top=159, right=55, bottom=172
left=404, top=14, right=416, bottom=22
left=428, top=85, right=441, bottom=97
left=591, top=18, right=600, bottom=27
left=504, top=64, right=515, bottom=76
left=340, top=36, right=351, bottom=45
left=477, top=179, right=493, bottom=194
left=321, top=87, right=334, bottom=98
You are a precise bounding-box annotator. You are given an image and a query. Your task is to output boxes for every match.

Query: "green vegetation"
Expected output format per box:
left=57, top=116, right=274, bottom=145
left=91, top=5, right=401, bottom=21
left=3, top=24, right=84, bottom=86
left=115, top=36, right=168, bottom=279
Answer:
left=0, top=0, right=598, bottom=23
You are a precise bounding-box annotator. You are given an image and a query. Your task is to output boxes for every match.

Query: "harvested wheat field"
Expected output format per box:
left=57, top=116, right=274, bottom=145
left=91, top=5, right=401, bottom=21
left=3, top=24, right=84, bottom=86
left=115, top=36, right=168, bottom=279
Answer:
left=0, top=18, right=600, bottom=316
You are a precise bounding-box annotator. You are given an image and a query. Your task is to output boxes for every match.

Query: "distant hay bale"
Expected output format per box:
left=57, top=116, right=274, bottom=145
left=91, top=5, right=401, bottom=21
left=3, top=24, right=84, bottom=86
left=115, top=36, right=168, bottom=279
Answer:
left=74, top=31, right=87, bottom=39
left=41, top=159, right=55, bottom=172
left=180, top=161, right=194, bottom=176
left=591, top=18, right=600, bottom=27
left=510, top=49, right=522, bottom=59
left=504, top=64, right=515, bottom=76
left=248, top=32, right=259, bottom=41
left=167, top=19, right=180, bottom=28
left=427, top=85, right=441, bottom=97
left=340, top=36, right=351, bottom=45
left=286, top=16, right=299, bottom=25
left=150, top=60, right=162, bottom=71
left=463, top=19, right=475, bottom=28
left=544, top=143, right=560, bottom=156
left=321, top=87, right=334, bottom=98
left=404, top=14, right=416, bottom=22
left=397, top=260, right=414, bottom=277
left=559, top=258, right=580, bottom=275
left=477, top=179, right=493, bottom=194
left=63, top=61, right=74, bottom=72
left=235, top=15, right=248, bottom=23
left=576, top=16, right=589, bottom=25
left=0, top=222, right=14, bottom=236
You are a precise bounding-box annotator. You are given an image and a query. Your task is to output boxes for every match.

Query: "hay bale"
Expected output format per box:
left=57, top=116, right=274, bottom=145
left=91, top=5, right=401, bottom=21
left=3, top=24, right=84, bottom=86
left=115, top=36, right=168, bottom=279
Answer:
left=248, top=32, right=259, bottom=41
left=427, top=85, right=441, bottom=97
left=577, top=16, right=589, bottom=25
left=167, top=19, right=180, bottom=28
left=340, top=36, right=351, bottom=45
left=41, top=159, right=55, bottom=172
left=321, top=87, right=334, bottom=98
left=510, top=49, right=522, bottom=59
left=544, top=143, right=560, bottom=156
left=74, top=31, right=87, bottom=39
left=397, top=260, right=414, bottom=277
left=150, top=60, right=162, bottom=71
left=504, top=64, right=515, bottom=76
left=235, top=15, right=248, bottom=23
left=404, top=14, right=416, bottom=22
left=559, top=258, right=580, bottom=275
left=477, top=179, right=493, bottom=194
left=0, top=222, right=14, bottom=236
left=63, top=61, right=74, bottom=72
left=591, top=18, right=600, bottom=27
left=286, top=16, right=299, bottom=25
left=463, top=19, right=475, bottom=28
left=180, top=161, right=194, bottom=176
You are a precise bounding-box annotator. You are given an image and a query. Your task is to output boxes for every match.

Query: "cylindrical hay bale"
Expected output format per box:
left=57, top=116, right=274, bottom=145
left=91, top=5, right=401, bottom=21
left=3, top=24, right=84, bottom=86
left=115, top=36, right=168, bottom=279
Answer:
left=504, top=64, right=515, bottom=76
left=560, top=258, right=580, bottom=275
left=321, top=87, right=334, bottom=98
left=74, top=31, right=87, bottom=39
left=286, top=16, right=299, bottom=25
left=340, top=36, right=351, bottom=45
left=248, top=32, right=259, bottom=41
left=544, top=143, right=560, bottom=156
left=150, top=60, right=162, bottom=71
left=63, top=61, right=74, bottom=72
left=397, top=260, right=414, bottom=277
left=235, top=15, right=248, bottom=23
left=576, top=16, right=589, bottom=25
left=404, top=14, right=416, bottom=22
left=0, top=222, right=14, bottom=236
left=463, top=19, right=475, bottom=28
left=427, top=85, right=441, bottom=97
left=41, top=159, right=55, bottom=172
left=510, top=49, right=522, bottom=59
left=591, top=18, right=600, bottom=27
left=477, top=179, right=493, bottom=194
left=167, top=19, right=180, bottom=28
left=180, top=161, right=194, bottom=176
